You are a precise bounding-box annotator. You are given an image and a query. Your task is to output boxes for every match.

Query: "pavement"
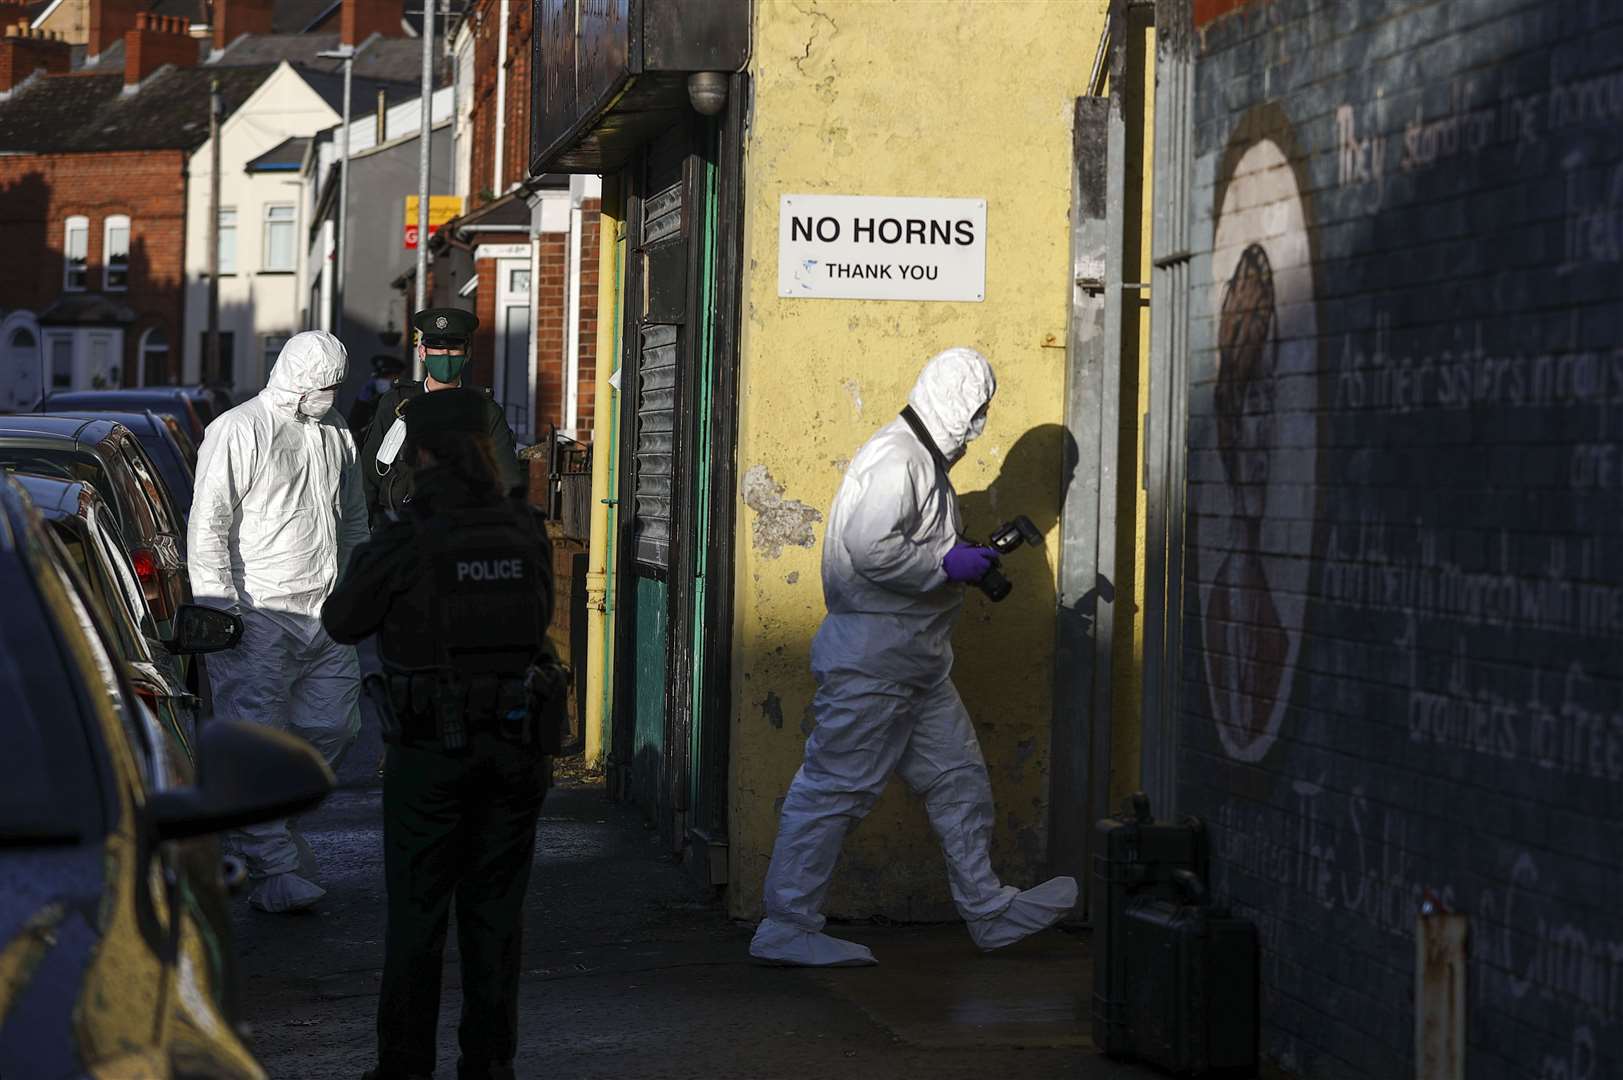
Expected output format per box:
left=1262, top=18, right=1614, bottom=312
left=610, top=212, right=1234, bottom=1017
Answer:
left=231, top=710, right=1162, bottom=1080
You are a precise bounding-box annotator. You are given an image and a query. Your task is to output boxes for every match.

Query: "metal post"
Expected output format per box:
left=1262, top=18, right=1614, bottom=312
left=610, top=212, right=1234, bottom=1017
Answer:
left=319, top=45, right=356, bottom=340
left=206, top=78, right=222, bottom=386
left=414, top=0, right=434, bottom=371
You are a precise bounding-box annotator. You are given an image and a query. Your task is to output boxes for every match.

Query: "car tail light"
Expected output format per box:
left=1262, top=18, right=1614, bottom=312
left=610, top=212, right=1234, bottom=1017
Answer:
left=132, top=546, right=165, bottom=611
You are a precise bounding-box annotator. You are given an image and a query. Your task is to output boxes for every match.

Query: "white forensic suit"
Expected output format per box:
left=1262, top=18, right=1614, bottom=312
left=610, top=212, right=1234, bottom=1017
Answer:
left=188, top=331, right=367, bottom=912
left=751, top=347, right=1078, bottom=967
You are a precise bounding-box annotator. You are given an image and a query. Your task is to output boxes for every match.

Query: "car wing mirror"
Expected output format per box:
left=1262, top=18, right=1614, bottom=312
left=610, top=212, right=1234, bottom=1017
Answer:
left=164, top=603, right=243, bottom=655
left=148, top=720, right=334, bottom=843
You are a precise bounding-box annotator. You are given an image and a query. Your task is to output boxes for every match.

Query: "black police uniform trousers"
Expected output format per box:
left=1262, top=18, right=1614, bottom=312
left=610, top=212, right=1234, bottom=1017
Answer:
left=378, top=729, right=548, bottom=1078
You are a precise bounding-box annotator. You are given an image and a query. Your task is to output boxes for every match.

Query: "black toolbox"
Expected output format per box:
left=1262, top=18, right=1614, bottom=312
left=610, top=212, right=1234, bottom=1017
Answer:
left=1091, top=793, right=1258, bottom=1076
left=1123, top=897, right=1260, bottom=1076
left=1092, top=793, right=1209, bottom=1056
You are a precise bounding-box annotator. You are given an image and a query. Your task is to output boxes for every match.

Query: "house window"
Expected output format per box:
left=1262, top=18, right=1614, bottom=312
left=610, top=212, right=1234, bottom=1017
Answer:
left=64, top=216, right=89, bottom=291
left=218, top=208, right=237, bottom=274
left=103, top=215, right=130, bottom=291
left=262, top=334, right=289, bottom=383
left=138, top=326, right=168, bottom=387
left=263, top=205, right=296, bottom=272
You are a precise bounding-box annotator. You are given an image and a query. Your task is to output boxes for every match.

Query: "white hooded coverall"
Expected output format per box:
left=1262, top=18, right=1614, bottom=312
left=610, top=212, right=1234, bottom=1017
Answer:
left=188, top=331, right=366, bottom=912
left=753, top=348, right=1076, bottom=966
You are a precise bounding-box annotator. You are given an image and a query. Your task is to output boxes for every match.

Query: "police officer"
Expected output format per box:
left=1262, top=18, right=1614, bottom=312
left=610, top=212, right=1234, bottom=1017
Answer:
left=321, top=388, right=566, bottom=1080
left=360, top=307, right=526, bottom=528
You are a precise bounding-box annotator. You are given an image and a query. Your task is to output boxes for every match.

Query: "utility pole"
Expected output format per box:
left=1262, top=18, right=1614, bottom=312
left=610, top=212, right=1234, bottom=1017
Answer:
left=414, top=0, right=435, bottom=380
left=206, top=77, right=222, bottom=386
left=318, top=44, right=356, bottom=341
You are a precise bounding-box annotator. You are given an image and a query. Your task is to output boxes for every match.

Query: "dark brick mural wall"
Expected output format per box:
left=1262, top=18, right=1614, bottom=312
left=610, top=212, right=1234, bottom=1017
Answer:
left=1180, top=2, right=1623, bottom=1077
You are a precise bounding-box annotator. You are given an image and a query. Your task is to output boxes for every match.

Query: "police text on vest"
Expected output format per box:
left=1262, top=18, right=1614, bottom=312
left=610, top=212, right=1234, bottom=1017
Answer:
left=456, top=558, right=525, bottom=582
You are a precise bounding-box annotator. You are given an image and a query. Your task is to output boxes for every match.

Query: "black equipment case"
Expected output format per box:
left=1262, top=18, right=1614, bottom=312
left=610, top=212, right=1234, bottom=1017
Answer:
left=1091, top=793, right=1258, bottom=1076
left=1123, top=898, right=1260, bottom=1075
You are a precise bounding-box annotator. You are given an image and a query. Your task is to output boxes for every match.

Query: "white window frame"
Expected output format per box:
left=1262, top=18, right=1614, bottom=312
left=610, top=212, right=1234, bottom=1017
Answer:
left=64, top=215, right=89, bottom=292
left=103, top=214, right=130, bottom=291
left=262, top=204, right=296, bottom=273
left=218, top=207, right=238, bottom=275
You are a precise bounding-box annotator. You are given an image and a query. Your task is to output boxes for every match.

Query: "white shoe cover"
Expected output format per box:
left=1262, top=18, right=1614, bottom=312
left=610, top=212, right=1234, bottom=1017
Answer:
left=248, top=871, right=326, bottom=913
left=749, top=917, right=878, bottom=967
left=964, top=876, right=1078, bottom=951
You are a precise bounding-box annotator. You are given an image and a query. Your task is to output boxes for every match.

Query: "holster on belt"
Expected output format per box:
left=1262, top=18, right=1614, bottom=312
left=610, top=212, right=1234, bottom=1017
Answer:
left=435, top=672, right=469, bottom=754
left=363, top=672, right=400, bottom=743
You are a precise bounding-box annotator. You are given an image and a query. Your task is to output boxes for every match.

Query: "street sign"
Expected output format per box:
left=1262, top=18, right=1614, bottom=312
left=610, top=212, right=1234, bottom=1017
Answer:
left=404, top=195, right=464, bottom=249
left=777, top=194, right=987, bottom=302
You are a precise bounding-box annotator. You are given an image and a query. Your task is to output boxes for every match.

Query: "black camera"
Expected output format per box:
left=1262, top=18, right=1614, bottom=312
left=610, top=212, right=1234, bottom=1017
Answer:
left=972, top=515, right=1043, bottom=602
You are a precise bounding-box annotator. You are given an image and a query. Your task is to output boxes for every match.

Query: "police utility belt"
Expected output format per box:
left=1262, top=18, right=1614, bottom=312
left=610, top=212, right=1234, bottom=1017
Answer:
left=373, top=662, right=567, bottom=754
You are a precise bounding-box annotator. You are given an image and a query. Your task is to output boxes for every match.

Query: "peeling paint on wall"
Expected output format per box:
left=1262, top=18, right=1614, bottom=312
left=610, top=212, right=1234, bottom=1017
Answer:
left=841, top=377, right=864, bottom=416
left=760, top=691, right=785, bottom=730
left=742, top=464, right=823, bottom=558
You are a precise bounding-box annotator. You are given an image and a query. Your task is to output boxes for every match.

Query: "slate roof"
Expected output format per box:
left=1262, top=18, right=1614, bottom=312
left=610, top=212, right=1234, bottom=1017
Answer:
left=0, top=63, right=274, bottom=153
left=211, top=32, right=443, bottom=85
left=293, top=64, right=419, bottom=113
left=245, top=133, right=308, bottom=171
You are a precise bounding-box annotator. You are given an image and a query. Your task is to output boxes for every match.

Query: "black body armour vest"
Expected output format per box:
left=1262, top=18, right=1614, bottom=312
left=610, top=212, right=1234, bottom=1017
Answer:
left=377, top=502, right=551, bottom=749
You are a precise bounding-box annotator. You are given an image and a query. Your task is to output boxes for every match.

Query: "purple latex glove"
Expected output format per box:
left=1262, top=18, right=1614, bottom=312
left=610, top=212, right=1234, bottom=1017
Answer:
left=942, top=542, right=997, bottom=584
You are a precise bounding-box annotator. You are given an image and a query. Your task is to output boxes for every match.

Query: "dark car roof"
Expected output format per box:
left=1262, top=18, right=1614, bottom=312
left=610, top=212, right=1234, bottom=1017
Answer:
left=46, top=411, right=164, bottom=436
left=7, top=473, right=90, bottom=520
left=42, top=389, right=193, bottom=405
left=0, top=414, right=120, bottom=446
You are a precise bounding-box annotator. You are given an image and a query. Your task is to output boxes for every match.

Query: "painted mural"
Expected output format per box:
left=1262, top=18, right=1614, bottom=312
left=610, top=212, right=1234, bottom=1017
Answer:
left=1200, top=125, right=1318, bottom=764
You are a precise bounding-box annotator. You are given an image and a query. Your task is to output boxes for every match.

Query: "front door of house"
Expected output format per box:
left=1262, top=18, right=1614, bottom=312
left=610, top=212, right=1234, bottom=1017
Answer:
left=493, top=258, right=532, bottom=440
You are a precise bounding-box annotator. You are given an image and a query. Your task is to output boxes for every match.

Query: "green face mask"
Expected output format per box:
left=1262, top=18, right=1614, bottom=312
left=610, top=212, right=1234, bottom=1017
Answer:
left=424, top=353, right=468, bottom=384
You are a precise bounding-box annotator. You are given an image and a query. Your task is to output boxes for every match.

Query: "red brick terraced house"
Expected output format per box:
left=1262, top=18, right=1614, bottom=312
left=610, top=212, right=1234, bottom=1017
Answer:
left=0, top=16, right=274, bottom=401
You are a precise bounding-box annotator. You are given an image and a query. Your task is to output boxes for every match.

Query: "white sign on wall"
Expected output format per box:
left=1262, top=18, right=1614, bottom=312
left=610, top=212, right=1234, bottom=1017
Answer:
left=777, top=194, right=986, bottom=302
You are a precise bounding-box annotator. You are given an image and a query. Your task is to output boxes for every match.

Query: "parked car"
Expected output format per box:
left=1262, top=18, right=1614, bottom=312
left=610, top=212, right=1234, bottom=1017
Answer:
left=0, top=475, right=333, bottom=1080
left=11, top=471, right=237, bottom=1009
left=34, top=408, right=198, bottom=520
left=37, top=388, right=208, bottom=446
left=0, top=415, right=189, bottom=636
left=182, top=384, right=235, bottom=427
left=12, top=472, right=200, bottom=740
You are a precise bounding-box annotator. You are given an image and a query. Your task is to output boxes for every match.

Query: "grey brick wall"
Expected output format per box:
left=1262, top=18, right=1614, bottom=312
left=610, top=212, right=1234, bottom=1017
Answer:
left=1181, top=2, right=1623, bottom=1077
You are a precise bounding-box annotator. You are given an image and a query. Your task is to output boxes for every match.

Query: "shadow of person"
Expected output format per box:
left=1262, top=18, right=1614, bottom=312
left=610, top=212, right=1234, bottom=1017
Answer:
left=951, top=423, right=1077, bottom=878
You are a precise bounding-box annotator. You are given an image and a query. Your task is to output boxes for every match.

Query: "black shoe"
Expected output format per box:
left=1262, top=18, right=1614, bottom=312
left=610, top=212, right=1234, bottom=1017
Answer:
left=457, top=1060, right=516, bottom=1080
left=362, top=1069, right=432, bottom=1080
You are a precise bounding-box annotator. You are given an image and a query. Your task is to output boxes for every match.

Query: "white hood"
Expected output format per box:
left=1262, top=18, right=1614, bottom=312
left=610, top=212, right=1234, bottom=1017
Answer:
left=907, top=347, right=996, bottom=463
left=262, top=331, right=349, bottom=416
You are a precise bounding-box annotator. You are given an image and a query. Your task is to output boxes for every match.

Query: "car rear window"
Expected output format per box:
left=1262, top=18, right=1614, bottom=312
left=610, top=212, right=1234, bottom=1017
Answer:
left=51, top=519, right=148, bottom=663
left=0, top=448, right=123, bottom=533
left=115, top=435, right=176, bottom=537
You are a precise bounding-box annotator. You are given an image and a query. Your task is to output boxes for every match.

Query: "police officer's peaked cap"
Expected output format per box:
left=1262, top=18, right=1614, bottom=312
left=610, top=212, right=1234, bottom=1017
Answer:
left=411, top=307, right=479, bottom=349
left=404, top=388, right=489, bottom=436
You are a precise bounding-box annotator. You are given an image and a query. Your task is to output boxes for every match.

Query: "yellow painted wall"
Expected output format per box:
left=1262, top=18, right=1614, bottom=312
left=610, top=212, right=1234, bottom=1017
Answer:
left=729, top=0, right=1109, bottom=920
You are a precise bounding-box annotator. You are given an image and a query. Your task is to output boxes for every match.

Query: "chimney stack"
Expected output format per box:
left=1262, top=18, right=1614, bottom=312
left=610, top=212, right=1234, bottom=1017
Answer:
left=341, top=0, right=398, bottom=47
left=212, top=0, right=272, bottom=53
left=125, top=12, right=196, bottom=86
left=1, top=22, right=69, bottom=93
left=88, top=0, right=143, bottom=58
